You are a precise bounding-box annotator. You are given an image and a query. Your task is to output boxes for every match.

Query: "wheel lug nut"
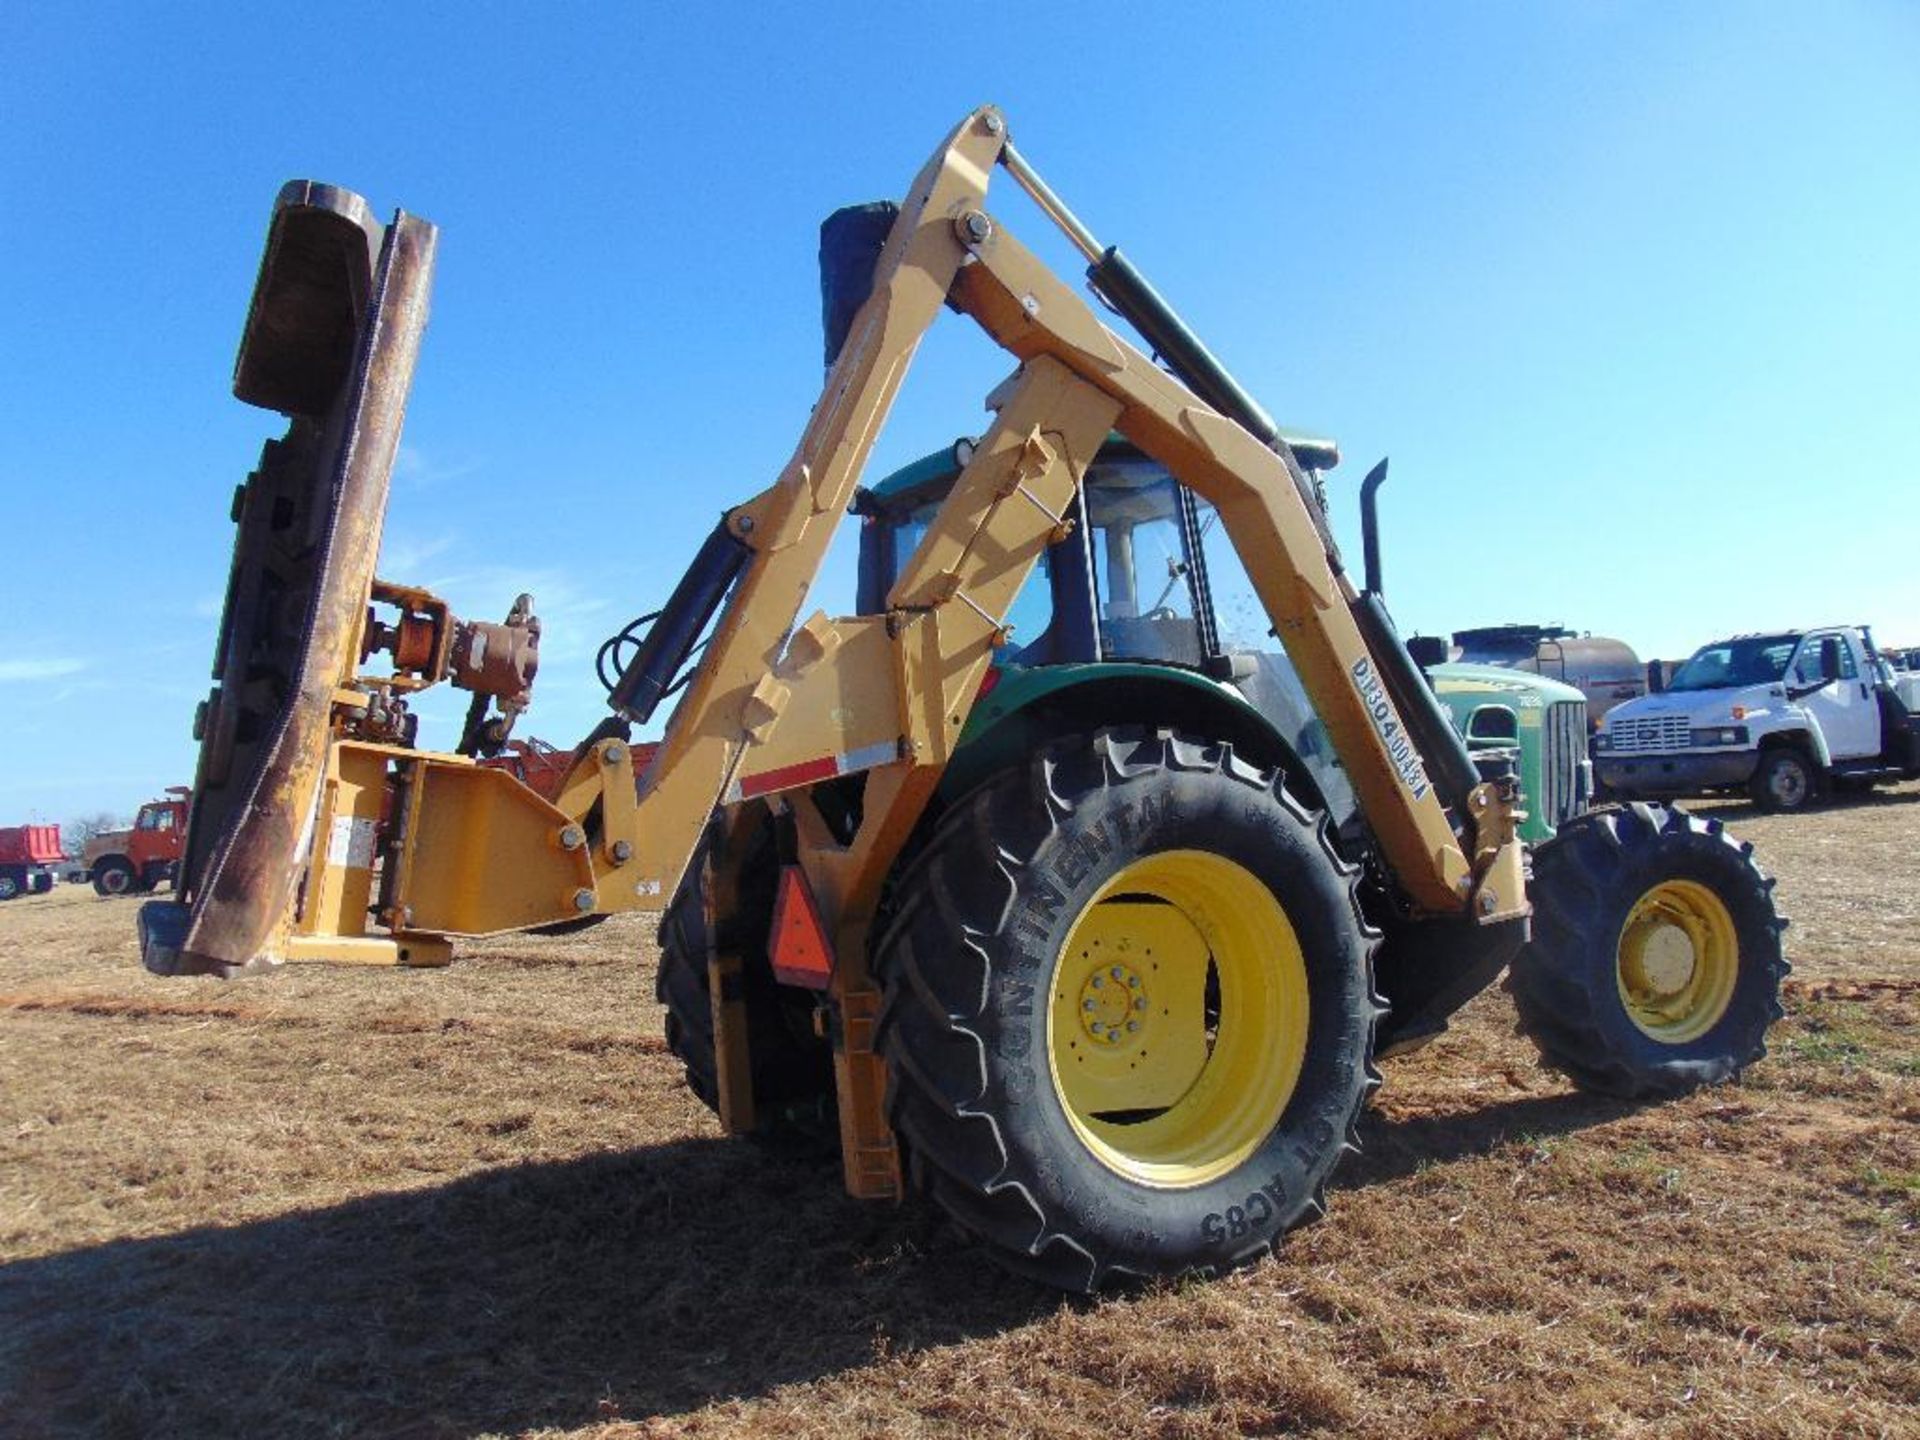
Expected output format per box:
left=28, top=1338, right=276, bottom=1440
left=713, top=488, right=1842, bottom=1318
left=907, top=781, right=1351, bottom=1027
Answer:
left=1127, top=1020, right=1140, bottom=1033
left=1110, top=966, right=1124, bottom=980
left=1134, top=997, right=1147, bottom=1010
left=1083, top=999, right=1096, bottom=1011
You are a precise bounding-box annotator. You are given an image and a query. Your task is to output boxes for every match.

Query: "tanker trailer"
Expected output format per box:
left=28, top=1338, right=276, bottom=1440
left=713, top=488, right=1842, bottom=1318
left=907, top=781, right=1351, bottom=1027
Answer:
left=1451, top=623, right=1645, bottom=730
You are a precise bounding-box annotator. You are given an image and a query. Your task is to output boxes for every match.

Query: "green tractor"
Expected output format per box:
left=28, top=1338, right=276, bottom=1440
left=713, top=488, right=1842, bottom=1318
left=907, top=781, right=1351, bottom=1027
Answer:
left=657, top=433, right=1659, bottom=1156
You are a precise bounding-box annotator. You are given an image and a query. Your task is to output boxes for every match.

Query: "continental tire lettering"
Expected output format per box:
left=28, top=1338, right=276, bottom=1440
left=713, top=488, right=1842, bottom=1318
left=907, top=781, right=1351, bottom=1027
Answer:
left=1014, top=877, right=1070, bottom=944
left=1056, top=833, right=1094, bottom=888
left=1350, top=657, right=1432, bottom=801
left=1082, top=818, right=1113, bottom=869
left=1002, top=976, right=1035, bottom=1016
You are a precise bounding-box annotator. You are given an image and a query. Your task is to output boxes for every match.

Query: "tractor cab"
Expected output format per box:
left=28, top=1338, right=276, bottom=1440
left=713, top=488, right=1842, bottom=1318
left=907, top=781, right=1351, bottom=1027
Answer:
left=856, top=436, right=1591, bottom=843
left=854, top=436, right=1358, bottom=826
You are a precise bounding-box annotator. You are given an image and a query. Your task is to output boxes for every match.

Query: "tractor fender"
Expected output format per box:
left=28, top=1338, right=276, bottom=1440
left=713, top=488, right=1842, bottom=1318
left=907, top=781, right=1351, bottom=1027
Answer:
left=941, top=663, right=1337, bottom=819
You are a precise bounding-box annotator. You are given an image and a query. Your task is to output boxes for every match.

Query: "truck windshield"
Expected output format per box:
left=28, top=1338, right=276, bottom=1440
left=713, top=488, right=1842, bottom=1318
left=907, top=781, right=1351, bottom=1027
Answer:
left=1666, top=635, right=1798, bottom=692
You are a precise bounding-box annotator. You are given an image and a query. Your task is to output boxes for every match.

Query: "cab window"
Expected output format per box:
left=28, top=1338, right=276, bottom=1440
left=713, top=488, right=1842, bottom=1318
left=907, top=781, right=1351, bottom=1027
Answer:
left=1790, top=634, right=1857, bottom=685
left=1001, top=553, right=1055, bottom=657
left=1192, top=500, right=1269, bottom=654
left=1084, top=463, right=1201, bottom=664
left=884, top=498, right=1063, bottom=665
left=1190, top=492, right=1357, bottom=824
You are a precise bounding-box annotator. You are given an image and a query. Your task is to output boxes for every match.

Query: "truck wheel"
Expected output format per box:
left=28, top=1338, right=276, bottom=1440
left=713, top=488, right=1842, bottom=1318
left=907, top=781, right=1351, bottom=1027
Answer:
left=1509, top=803, right=1786, bottom=1099
left=30, top=872, right=53, bottom=894
left=873, top=729, right=1381, bottom=1291
left=1749, top=748, right=1818, bottom=813
left=0, top=871, right=20, bottom=901
left=656, top=832, right=833, bottom=1136
left=92, top=858, right=137, bottom=897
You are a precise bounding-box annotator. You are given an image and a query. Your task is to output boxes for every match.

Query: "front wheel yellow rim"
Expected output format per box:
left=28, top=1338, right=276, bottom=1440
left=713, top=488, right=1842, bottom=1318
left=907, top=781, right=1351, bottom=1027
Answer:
left=1046, top=850, right=1308, bottom=1189
left=1615, top=878, right=1739, bottom=1043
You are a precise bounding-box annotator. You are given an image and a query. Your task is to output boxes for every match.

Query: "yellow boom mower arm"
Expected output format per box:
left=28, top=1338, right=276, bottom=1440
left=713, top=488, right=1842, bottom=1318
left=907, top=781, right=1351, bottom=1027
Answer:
left=141, top=107, right=1527, bottom=1195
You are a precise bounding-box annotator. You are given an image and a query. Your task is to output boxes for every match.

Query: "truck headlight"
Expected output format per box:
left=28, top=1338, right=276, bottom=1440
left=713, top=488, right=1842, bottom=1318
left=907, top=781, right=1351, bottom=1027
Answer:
left=1689, top=726, right=1748, bottom=747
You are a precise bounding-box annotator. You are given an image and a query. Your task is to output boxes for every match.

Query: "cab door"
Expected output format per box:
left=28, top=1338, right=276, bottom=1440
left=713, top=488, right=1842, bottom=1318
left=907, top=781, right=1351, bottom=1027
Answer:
left=1794, top=632, right=1879, bottom=761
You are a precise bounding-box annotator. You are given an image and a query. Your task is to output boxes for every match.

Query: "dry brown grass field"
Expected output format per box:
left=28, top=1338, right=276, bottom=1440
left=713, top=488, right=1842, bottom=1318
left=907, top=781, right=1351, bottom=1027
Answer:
left=3, top=787, right=1916, bottom=1439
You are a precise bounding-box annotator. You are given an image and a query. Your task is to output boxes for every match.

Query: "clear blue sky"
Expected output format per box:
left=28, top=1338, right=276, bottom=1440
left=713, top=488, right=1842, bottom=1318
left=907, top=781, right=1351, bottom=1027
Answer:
left=3, top=3, right=1916, bottom=824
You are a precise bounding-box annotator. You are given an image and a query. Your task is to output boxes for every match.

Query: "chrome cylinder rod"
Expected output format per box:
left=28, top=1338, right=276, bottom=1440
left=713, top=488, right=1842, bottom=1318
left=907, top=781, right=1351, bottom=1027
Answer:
left=998, top=140, right=1103, bottom=263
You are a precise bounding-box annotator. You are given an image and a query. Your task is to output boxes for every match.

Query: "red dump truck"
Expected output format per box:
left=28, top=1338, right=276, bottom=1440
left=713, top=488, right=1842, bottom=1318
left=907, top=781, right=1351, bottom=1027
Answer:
left=0, top=825, right=62, bottom=900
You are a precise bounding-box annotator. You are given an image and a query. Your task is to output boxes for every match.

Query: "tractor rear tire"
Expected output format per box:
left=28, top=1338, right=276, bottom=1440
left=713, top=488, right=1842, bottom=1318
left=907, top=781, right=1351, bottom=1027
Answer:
left=656, top=832, right=833, bottom=1137
left=1509, top=803, right=1786, bottom=1099
left=93, top=858, right=136, bottom=898
left=873, top=729, right=1381, bottom=1291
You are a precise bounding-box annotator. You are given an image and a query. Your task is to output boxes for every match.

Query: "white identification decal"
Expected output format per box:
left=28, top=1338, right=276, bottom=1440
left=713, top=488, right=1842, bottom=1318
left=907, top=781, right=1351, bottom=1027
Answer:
left=1351, top=657, right=1433, bottom=801
left=325, top=816, right=378, bottom=869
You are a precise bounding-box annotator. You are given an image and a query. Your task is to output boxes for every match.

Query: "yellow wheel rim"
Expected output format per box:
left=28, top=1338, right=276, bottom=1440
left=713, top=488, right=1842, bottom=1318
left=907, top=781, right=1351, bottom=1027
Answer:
left=1615, top=879, right=1738, bottom=1043
left=1046, top=850, right=1308, bottom=1189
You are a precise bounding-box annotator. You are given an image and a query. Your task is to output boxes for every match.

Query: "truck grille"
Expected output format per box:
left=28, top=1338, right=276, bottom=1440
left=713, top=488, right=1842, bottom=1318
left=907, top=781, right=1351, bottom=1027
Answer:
left=1540, top=700, right=1586, bottom=828
left=1607, top=713, right=1691, bottom=754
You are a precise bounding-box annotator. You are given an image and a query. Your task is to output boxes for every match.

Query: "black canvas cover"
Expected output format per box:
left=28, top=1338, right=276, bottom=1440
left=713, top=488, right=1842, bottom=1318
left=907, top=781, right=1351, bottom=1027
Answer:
left=819, top=202, right=899, bottom=369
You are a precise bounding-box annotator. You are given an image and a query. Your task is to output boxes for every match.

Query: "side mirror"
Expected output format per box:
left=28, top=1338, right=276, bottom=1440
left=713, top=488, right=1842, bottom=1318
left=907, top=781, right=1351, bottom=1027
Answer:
left=1819, top=637, right=1843, bottom=683
left=1406, top=635, right=1448, bottom=669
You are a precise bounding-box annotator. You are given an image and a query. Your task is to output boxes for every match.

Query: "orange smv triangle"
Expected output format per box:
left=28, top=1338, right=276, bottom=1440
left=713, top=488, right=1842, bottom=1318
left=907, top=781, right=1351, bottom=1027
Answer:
left=769, top=863, right=834, bottom=990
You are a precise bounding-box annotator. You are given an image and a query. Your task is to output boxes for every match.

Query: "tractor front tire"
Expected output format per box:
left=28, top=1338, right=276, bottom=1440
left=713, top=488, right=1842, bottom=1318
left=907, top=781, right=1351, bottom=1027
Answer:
left=92, top=858, right=136, bottom=898
left=874, top=729, right=1381, bottom=1291
left=656, top=834, right=833, bottom=1137
left=1509, top=803, right=1786, bottom=1099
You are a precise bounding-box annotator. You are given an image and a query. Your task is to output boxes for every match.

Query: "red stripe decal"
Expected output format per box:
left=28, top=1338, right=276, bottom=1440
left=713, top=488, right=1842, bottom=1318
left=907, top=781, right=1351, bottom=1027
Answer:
left=737, top=754, right=840, bottom=799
